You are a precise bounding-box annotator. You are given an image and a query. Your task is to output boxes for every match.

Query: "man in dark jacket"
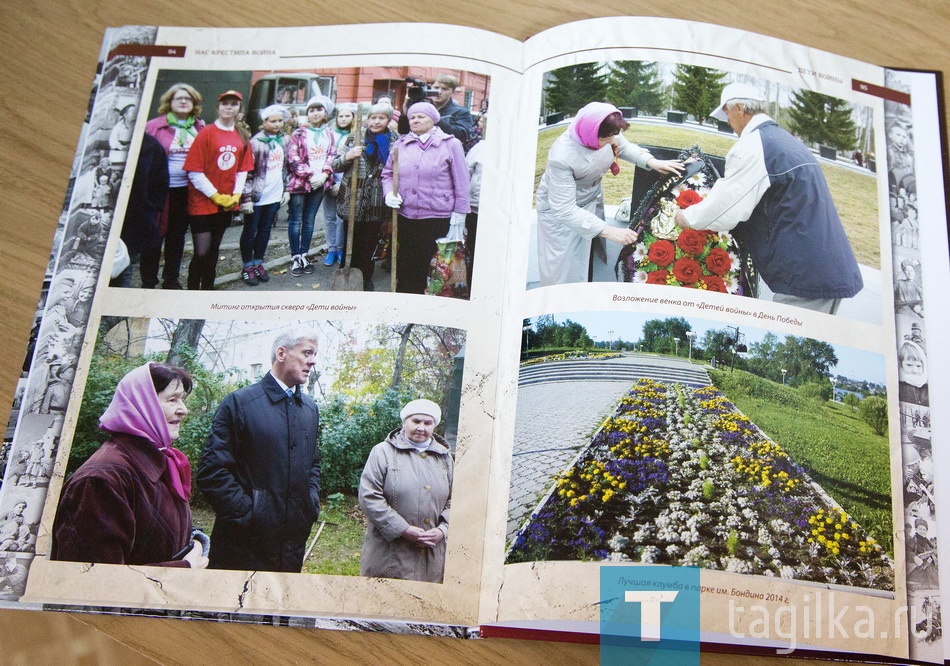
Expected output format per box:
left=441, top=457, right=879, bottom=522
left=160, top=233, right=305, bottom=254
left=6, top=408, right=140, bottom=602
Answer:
left=675, top=83, right=863, bottom=314
left=399, top=74, right=475, bottom=150
left=198, top=329, right=321, bottom=572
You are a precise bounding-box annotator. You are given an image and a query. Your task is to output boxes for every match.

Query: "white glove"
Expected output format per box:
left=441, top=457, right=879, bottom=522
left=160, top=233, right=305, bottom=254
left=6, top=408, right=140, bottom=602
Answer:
left=447, top=212, right=466, bottom=241
left=240, top=202, right=254, bottom=214
left=310, top=172, right=328, bottom=189
left=281, top=191, right=290, bottom=206
left=385, top=192, right=403, bottom=209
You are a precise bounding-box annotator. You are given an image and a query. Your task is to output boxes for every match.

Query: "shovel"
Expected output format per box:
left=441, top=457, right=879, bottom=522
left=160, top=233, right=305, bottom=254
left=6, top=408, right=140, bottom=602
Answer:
left=332, top=109, right=364, bottom=291
left=391, top=147, right=399, bottom=292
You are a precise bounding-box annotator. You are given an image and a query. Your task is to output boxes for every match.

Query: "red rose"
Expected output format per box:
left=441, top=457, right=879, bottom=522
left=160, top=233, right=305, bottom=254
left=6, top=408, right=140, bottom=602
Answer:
left=705, top=248, right=733, bottom=276
left=646, top=270, right=669, bottom=285
left=672, top=257, right=703, bottom=284
left=647, top=240, right=675, bottom=267
left=676, top=229, right=707, bottom=256
left=676, top=189, right=704, bottom=209
left=701, top=275, right=727, bottom=292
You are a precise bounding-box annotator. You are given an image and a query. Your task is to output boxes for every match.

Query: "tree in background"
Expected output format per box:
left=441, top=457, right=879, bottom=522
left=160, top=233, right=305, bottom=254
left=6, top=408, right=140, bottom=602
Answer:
left=701, top=328, right=741, bottom=367
left=859, top=395, right=889, bottom=436
left=639, top=317, right=692, bottom=354
left=671, top=65, right=727, bottom=124
left=606, top=61, right=665, bottom=114
left=787, top=90, right=858, bottom=151
left=544, top=63, right=608, bottom=116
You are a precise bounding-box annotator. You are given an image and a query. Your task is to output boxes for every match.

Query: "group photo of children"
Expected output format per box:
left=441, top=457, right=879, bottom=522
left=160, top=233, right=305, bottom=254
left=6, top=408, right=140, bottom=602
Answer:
left=115, top=67, right=490, bottom=297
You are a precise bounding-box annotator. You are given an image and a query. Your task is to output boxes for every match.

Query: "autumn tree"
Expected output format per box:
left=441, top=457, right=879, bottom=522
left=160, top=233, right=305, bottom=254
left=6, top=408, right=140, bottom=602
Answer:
left=671, top=66, right=727, bottom=124
left=606, top=61, right=665, bottom=114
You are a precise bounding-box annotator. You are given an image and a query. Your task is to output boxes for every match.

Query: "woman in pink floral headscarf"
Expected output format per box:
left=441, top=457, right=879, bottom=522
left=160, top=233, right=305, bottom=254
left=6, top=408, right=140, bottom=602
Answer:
left=52, top=362, right=208, bottom=568
left=535, top=102, right=683, bottom=287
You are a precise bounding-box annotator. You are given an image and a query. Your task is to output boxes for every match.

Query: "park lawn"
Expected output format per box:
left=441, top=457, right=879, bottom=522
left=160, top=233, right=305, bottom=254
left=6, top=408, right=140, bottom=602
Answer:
left=535, top=121, right=880, bottom=268
left=303, top=494, right=366, bottom=576
left=718, top=389, right=894, bottom=555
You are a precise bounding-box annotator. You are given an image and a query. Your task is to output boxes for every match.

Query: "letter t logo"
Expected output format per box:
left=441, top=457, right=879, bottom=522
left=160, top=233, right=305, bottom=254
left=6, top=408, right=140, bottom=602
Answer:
left=624, top=591, right=679, bottom=641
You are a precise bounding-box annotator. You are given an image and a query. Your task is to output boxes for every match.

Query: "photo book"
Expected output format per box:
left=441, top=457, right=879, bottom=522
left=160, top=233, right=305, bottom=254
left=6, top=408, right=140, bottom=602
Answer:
left=1, top=16, right=948, bottom=664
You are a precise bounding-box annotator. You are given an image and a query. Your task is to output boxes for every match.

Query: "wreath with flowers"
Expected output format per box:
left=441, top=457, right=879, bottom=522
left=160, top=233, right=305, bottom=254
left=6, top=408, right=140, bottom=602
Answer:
left=616, top=146, right=756, bottom=296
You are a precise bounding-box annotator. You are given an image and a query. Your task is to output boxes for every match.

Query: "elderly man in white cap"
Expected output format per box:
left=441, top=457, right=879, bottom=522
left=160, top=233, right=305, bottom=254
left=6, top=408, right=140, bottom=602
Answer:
left=358, top=398, right=453, bottom=583
left=675, top=82, right=863, bottom=314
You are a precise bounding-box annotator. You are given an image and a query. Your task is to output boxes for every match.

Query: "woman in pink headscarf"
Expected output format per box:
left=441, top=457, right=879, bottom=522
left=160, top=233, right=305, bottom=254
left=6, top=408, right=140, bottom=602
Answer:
left=52, top=362, right=208, bottom=568
left=535, top=102, right=683, bottom=286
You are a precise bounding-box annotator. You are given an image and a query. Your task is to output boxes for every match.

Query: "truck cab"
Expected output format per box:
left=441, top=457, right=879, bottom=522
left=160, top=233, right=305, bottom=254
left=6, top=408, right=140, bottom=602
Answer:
left=247, top=73, right=336, bottom=133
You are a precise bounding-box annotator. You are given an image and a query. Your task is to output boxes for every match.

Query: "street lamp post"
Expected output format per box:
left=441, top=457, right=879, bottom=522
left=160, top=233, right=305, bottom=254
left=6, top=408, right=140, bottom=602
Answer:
left=830, top=376, right=838, bottom=401
left=685, top=331, right=695, bottom=361
left=781, top=368, right=787, bottom=385
left=673, top=337, right=680, bottom=357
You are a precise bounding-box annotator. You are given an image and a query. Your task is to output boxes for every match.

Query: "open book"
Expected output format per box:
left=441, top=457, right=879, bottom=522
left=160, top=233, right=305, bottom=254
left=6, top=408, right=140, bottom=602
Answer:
left=0, top=17, right=947, bottom=664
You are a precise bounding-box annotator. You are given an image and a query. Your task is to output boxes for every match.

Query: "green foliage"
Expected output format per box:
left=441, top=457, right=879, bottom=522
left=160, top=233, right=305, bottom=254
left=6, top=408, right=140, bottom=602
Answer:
left=726, top=529, right=740, bottom=557
left=69, top=342, right=247, bottom=493
left=671, top=65, right=727, bottom=124
left=798, top=382, right=831, bottom=402
left=843, top=393, right=861, bottom=412
left=859, top=396, right=889, bottom=436
left=787, top=89, right=858, bottom=151
left=544, top=63, right=608, bottom=116
left=639, top=317, right=692, bottom=355
left=527, top=318, right=594, bottom=352
left=711, top=368, right=892, bottom=554
left=318, top=389, right=412, bottom=496
left=605, top=61, right=665, bottom=114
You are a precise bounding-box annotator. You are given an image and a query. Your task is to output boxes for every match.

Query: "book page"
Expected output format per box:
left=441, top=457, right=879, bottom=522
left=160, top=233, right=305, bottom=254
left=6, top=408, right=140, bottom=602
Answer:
left=479, top=16, right=945, bottom=662
left=2, top=22, right=524, bottom=630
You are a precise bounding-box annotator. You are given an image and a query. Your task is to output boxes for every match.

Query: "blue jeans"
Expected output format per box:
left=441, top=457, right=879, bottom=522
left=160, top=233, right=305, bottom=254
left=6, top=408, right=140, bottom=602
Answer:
left=287, top=189, right=324, bottom=256
left=323, top=191, right=343, bottom=253
left=240, top=201, right=280, bottom=266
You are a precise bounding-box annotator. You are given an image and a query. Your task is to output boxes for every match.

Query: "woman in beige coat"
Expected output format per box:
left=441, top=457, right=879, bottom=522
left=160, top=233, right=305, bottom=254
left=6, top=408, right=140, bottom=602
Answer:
left=358, top=399, right=453, bottom=583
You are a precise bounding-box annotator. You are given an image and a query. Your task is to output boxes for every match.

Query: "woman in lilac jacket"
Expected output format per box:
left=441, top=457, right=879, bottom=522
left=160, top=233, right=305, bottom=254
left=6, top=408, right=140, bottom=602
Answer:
left=382, top=102, right=470, bottom=294
left=144, top=83, right=205, bottom=289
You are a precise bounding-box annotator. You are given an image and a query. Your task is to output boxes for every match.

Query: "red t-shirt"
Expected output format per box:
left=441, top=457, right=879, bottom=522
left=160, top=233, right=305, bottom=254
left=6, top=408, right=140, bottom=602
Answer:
left=184, top=124, right=254, bottom=216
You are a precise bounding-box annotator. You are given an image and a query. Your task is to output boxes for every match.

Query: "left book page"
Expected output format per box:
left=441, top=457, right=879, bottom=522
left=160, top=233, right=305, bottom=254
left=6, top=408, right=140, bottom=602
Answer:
left=0, top=23, right=524, bottom=632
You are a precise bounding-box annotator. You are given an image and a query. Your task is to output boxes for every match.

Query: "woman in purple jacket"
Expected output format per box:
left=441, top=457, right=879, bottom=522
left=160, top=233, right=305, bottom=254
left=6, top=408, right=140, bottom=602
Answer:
left=144, top=84, right=206, bottom=289
left=383, top=102, right=470, bottom=294
left=52, top=363, right=208, bottom=569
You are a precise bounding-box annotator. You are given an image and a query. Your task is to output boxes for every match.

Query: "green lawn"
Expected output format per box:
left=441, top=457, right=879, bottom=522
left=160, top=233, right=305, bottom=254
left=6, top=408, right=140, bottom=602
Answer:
left=710, top=369, right=893, bottom=554
left=535, top=121, right=881, bottom=268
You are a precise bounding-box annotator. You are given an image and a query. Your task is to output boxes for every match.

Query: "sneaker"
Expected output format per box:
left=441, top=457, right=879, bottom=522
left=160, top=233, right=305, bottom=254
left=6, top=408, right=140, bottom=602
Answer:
left=323, top=251, right=335, bottom=266
left=241, top=267, right=259, bottom=286
left=290, top=255, right=304, bottom=277
left=301, top=253, right=315, bottom=274
left=255, top=264, right=269, bottom=283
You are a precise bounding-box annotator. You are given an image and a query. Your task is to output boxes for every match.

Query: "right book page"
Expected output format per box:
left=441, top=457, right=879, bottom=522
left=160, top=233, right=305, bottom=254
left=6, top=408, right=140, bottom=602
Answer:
left=480, top=16, right=948, bottom=663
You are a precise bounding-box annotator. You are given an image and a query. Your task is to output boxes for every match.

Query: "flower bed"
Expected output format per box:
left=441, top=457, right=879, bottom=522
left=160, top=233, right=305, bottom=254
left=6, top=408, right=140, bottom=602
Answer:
left=521, top=351, right=622, bottom=366
left=507, top=379, right=894, bottom=590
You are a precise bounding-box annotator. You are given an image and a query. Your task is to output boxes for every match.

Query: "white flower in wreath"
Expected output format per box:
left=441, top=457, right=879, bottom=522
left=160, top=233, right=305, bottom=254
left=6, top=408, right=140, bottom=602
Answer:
left=686, top=172, right=708, bottom=188
left=650, top=199, right=680, bottom=240
left=633, top=270, right=648, bottom=284
left=632, top=242, right=648, bottom=263
left=723, top=273, right=740, bottom=294
left=729, top=250, right=740, bottom=271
